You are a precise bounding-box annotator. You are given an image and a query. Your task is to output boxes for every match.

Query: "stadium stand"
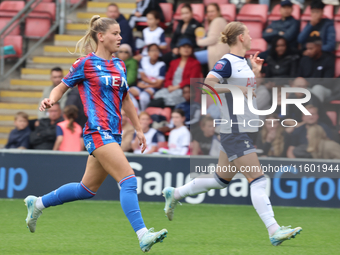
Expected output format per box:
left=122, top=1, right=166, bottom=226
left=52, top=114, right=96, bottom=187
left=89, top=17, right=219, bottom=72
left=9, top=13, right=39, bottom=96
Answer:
left=220, top=3, right=236, bottom=22
left=0, top=1, right=25, bottom=36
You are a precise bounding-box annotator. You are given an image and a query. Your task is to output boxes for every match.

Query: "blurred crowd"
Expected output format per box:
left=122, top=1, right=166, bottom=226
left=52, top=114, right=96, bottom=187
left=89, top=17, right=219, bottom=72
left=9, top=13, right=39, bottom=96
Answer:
left=4, top=0, right=340, bottom=159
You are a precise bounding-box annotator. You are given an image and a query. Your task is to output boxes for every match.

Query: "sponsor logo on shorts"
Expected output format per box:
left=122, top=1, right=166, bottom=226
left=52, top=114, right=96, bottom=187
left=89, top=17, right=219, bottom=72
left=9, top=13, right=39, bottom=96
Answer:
left=104, top=132, right=112, bottom=140
left=86, top=142, right=91, bottom=150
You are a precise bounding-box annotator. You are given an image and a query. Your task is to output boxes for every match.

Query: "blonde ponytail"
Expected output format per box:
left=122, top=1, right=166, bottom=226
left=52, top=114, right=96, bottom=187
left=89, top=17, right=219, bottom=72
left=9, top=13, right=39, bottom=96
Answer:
left=71, top=15, right=118, bottom=56
left=220, top=21, right=245, bottom=46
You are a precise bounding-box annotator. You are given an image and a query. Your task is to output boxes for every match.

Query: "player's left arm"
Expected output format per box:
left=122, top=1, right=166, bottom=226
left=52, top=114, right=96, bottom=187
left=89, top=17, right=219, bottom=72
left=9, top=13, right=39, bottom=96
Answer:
left=249, top=51, right=264, bottom=78
left=122, top=93, right=147, bottom=153
left=40, top=83, right=69, bottom=111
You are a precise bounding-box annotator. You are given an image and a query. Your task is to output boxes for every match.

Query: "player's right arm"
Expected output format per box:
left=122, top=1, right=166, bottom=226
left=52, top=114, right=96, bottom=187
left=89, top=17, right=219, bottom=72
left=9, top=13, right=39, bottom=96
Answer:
left=40, top=58, right=85, bottom=111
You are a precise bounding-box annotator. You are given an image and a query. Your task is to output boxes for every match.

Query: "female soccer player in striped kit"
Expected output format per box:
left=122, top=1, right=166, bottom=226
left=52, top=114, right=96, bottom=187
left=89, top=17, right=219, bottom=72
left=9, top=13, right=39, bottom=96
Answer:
left=24, top=15, right=167, bottom=253
left=163, top=22, right=302, bottom=246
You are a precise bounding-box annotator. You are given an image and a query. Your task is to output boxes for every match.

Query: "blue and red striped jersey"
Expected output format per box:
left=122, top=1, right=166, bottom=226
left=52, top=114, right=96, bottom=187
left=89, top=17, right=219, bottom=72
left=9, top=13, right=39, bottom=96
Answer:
left=62, top=52, right=129, bottom=135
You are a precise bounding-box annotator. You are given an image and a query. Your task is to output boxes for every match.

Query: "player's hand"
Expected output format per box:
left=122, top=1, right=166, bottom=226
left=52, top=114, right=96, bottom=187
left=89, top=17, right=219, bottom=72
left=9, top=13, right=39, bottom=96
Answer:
left=136, top=131, right=147, bottom=153
left=249, top=51, right=264, bottom=74
left=238, top=86, right=256, bottom=99
left=39, top=98, right=55, bottom=111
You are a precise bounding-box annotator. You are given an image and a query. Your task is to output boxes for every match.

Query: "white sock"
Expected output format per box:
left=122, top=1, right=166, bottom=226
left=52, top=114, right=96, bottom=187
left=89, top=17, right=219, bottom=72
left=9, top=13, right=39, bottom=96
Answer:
left=35, top=197, right=45, bottom=211
left=250, top=176, right=279, bottom=236
left=174, top=173, right=229, bottom=200
left=136, top=227, right=148, bottom=241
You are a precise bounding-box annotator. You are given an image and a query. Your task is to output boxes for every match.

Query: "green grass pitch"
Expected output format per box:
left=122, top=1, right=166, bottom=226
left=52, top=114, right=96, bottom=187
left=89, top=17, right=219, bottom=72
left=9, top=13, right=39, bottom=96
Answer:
left=0, top=199, right=339, bottom=255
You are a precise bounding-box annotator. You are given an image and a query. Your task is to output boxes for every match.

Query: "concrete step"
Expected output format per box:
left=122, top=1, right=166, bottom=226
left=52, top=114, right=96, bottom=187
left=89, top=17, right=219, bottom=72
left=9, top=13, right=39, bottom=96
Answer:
left=76, top=12, right=129, bottom=21
left=44, top=45, right=76, bottom=57
left=0, top=114, right=37, bottom=126
left=0, top=90, right=42, bottom=103
left=0, top=137, right=7, bottom=146
left=54, top=34, right=83, bottom=46
left=0, top=126, right=14, bottom=133
left=87, top=2, right=135, bottom=13
left=0, top=103, right=38, bottom=115
left=11, top=79, right=52, bottom=86
left=21, top=68, right=68, bottom=80
left=26, top=56, right=77, bottom=69
left=66, top=23, right=88, bottom=35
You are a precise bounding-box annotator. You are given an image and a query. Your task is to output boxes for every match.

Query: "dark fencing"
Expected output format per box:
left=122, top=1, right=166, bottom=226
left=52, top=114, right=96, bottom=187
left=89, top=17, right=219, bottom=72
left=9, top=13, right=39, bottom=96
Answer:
left=0, top=150, right=339, bottom=208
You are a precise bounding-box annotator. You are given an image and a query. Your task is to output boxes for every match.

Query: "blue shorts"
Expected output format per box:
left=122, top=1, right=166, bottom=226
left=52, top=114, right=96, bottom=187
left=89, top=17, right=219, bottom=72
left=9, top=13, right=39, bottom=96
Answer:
left=83, top=130, right=122, bottom=155
left=220, top=132, right=257, bottom=162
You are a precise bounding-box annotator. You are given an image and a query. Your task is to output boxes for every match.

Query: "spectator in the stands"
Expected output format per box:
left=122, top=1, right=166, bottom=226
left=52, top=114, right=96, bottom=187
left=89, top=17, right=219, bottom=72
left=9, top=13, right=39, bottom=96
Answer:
left=298, top=0, right=336, bottom=53
left=191, top=116, right=219, bottom=156
left=38, top=67, right=69, bottom=119
left=162, top=3, right=202, bottom=66
left=121, top=109, right=135, bottom=152
left=158, top=109, right=190, bottom=155
left=174, top=85, right=200, bottom=129
left=263, top=0, right=300, bottom=49
left=131, top=112, right=165, bottom=154
left=286, top=77, right=334, bottom=127
left=128, top=0, right=164, bottom=29
left=139, top=10, right=167, bottom=57
left=265, top=36, right=299, bottom=78
left=5, top=112, right=31, bottom=149
left=286, top=105, right=335, bottom=158
left=117, top=44, right=138, bottom=87
left=307, top=124, right=340, bottom=159
left=256, top=79, right=277, bottom=120
left=153, top=38, right=202, bottom=107
left=297, top=36, right=335, bottom=102
left=130, top=44, right=166, bottom=111
left=53, top=105, right=83, bottom=152
left=30, top=103, right=63, bottom=150
left=298, top=36, right=335, bottom=79
left=196, top=3, right=229, bottom=69
left=65, top=87, right=87, bottom=129
left=256, top=113, right=288, bottom=157
left=107, top=3, right=134, bottom=51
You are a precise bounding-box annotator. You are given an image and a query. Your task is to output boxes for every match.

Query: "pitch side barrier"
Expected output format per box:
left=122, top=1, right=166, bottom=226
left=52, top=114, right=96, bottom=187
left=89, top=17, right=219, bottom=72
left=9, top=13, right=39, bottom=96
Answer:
left=0, top=150, right=339, bottom=208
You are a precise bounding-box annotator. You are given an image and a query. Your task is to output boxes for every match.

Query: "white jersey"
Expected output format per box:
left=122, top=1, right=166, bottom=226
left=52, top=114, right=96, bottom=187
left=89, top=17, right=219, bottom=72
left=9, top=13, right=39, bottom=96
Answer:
left=168, top=126, right=190, bottom=155
left=133, top=128, right=165, bottom=154
left=139, top=56, right=166, bottom=81
left=208, top=53, right=259, bottom=134
left=142, top=27, right=167, bottom=56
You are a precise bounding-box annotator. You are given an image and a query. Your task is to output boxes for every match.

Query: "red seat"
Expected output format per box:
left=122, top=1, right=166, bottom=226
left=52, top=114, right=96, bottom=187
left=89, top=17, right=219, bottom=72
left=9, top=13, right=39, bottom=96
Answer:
left=0, top=1, right=25, bottom=11
left=268, top=4, right=301, bottom=22
left=160, top=3, right=173, bottom=24
left=145, top=107, right=172, bottom=122
left=236, top=4, right=268, bottom=28
left=220, top=4, right=236, bottom=22
left=242, top=21, right=263, bottom=39
left=3, top=35, right=22, bottom=58
left=335, top=22, right=340, bottom=43
left=0, top=1, right=25, bottom=36
left=246, top=38, right=267, bottom=56
left=335, top=7, right=340, bottom=21
left=203, top=0, right=228, bottom=5
left=326, top=111, right=337, bottom=126
left=136, top=3, right=173, bottom=29
left=174, top=3, right=205, bottom=23
left=335, top=57, right=340, bottom=77
left=25, top=3, right=56, bottom=38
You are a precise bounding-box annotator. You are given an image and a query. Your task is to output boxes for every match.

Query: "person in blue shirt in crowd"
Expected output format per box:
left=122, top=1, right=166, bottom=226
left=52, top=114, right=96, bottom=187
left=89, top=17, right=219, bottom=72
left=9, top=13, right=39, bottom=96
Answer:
left=5, top=112, right=31, bottom=149
left=298, top=0, right=336, bottom=53
left=107, top=3, right=135, bottom=52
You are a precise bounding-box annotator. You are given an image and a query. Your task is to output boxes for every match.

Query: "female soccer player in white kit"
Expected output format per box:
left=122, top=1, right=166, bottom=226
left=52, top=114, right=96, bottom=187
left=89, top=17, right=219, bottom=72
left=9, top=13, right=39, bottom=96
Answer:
left=162, top=22, right=302, bottom=246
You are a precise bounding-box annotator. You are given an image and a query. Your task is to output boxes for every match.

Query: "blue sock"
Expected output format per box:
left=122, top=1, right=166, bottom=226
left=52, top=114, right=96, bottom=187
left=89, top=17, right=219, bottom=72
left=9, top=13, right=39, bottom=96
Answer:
left=119, top=175, right=146, bottom=232
left=41, top=182, right=96, bottom=208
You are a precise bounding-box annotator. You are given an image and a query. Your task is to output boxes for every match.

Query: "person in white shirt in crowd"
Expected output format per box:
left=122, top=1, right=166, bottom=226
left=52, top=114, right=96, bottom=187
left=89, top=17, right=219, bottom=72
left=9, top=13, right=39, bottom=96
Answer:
left=130, top=44, right=166, bottom=111
left=158, top=109, right=190, bottom=155
left=132, top=112, right=165, bottom=154
left=135, top=10, right=167, bottom=61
